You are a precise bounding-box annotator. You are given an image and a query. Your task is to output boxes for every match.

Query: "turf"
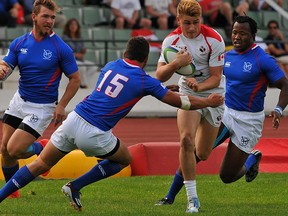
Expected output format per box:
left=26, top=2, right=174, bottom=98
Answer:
left=0, top=173, right=287, bottom=215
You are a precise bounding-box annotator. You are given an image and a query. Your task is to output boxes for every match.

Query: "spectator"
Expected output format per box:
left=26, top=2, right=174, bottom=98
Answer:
left=145, top=0, right=177, bottom=30
left=248, top=0, right=283, bottom=11
left=83, top=0, right=111, bottom=7
left=0, top=0, right=20, bottom=27
left=18, top=0, right=67, bottom=28
left=233, top=0, right=283, bottom=15
left=198, top=0, right=233, bottom=37
left=63, top=18, right=99, bottom=89
left=111, top=0, right=151, bottom=29
left=233, top=0, right=250, bottom=17
left=265, top=20, right=288, bottom=78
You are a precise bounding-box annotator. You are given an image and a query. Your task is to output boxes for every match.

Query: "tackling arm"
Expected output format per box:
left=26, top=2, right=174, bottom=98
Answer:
left=161, top=90, right=224, bottom=110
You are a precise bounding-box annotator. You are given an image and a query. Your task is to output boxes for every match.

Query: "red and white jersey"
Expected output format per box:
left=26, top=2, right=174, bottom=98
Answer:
left=159, top=25, right=226, bottom=96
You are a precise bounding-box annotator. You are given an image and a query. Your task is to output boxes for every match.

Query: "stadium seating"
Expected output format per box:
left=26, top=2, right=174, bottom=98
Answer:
left=262, top=11, right=281, bottom=29
left=146, top=51, right=160, bottom=72
left=92, top=28, right=114, bottom=49
left=82, top=7, right=105, bottom=27
left=112, top=29, right=132, bottom=49
left=247, top=11, right=263, bottom=29
left=62, top=7, right=82, bottom=23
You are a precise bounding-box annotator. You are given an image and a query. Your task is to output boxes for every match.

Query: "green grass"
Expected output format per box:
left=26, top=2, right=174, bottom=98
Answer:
left=0, top=173, right=287, bottom=215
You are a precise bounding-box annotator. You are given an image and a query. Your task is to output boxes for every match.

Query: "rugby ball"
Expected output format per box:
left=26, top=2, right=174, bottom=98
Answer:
left=164, top=46, right=195, bottom=76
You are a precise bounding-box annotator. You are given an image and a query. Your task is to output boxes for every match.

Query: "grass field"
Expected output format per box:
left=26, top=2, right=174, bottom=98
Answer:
left=0, top=173, right=287, bottom=215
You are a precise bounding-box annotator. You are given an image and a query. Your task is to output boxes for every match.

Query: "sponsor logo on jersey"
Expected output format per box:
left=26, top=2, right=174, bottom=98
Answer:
left=20, top=48, right=28, bottom=54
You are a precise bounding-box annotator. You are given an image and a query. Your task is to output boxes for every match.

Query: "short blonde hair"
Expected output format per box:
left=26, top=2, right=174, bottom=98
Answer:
left=177, top=0, right=201, bottom=17
left=33, top=0, right=59, bottom=15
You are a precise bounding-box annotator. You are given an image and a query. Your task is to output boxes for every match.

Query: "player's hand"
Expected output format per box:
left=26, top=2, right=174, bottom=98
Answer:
left=53, top=104, right=66, bottom=127
left=270, top=111, right=281, bottom=129
left=175, top=50, right=192, bottom=68
left=207, top=93, right=224, bottom=107
left=185, top=77, right=199, bottom=92
left=0, top=62, right=11, bottom=80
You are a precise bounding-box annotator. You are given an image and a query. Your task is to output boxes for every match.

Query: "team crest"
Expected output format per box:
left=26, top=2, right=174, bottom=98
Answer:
left=243, top=62, right=252, bottom=73
left=240, top=136, right=249, bottom=147
left=43, top=49, right=52, bottom=60
left=28, top=114, right=39, bottom=124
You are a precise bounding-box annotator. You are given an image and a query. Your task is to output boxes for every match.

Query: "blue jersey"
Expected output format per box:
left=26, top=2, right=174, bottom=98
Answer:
left=3, top=31, right=78, bottom=103
left=224, top=44, right=285, bottom=112
left=75, top=58, right=168, bottom=131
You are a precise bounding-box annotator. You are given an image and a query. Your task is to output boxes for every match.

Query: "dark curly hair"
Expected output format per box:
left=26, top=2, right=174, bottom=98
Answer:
left=125, top=37, right=149, bottom=62
left=233, top=16, right=258, bottom=40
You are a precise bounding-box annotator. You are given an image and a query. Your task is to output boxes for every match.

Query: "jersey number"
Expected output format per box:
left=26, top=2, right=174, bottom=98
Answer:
left=96, top=70, right=129, bottom=98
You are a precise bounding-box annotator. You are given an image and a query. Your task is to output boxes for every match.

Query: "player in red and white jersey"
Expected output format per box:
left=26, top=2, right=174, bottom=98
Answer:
left=155, top=0, right=225, bottom=213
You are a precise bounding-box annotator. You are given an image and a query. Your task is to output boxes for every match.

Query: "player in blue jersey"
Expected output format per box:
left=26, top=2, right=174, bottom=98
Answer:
left=0, top=0, right=80, bottom=198
left=156, top=15, right=288, bottom=209
left=0, top=36, right=224, bottom=211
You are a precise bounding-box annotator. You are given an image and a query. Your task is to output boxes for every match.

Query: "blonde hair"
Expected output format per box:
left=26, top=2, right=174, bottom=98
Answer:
left=33, top=0, right=59, bottom=15
left=177, top=0, right=201, bottom=17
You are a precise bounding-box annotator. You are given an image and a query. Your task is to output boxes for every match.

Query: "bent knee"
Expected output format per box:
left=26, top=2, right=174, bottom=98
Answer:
left=180, top=137, right=195, bottom=151
left=122, top=155, right=132, bottom=167
left=219, top=173, right=234, bottom=184
left=196, top=148, right=212, bottom=161
left=6, top=148, right=24, bottom=159
left=196, top=152, right=210, bottom=161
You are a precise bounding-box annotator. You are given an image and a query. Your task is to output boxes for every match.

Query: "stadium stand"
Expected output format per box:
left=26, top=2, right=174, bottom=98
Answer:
left=1, top=0, right=288, bottom=91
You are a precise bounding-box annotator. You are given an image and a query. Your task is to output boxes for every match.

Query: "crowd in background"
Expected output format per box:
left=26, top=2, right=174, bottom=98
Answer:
left=1, top=0, right=288, bottom=83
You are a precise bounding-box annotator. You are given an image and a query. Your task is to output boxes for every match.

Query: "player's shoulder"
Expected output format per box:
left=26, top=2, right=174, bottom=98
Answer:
left=50, top=32, right=73, bottom=50
left=200, top=25, right=223, bottom=43
left=12, top=32, right=30, bottom=43
left=162, top=28, right=181, bottom=46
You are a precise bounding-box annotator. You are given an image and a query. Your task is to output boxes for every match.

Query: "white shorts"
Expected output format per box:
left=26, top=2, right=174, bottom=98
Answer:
left=196, top=105, right=224, bottom=127
left=223, top=106, right=265, bottom=153
left=51, top=111, right=118, bottom=157
left=4, top=91, right=56, bottom=135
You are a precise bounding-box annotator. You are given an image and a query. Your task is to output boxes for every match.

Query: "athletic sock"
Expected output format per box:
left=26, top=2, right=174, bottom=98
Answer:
left=0, top=165, right=35, bottom=202
left=2, top=163, right=19, bottom=182
left=166, top=171, right=184, bottom=202
left=71, top=159, right=121, bottom=191
left=184, top=180, right=197, bottom=202
left=25, top=141, right=43, bottom=155
left=244, top=154, right=257, bottom=173
left=213, top=124, right=229, bottom=149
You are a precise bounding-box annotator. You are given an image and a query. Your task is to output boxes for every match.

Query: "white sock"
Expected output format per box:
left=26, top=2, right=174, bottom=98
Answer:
left=184, top=180, right=197, bottom=202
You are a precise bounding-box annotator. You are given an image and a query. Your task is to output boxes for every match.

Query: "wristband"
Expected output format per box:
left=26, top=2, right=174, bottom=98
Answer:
left=180, top=95, right=191, bottom=110
left=274, top=106, right=283, bottom=116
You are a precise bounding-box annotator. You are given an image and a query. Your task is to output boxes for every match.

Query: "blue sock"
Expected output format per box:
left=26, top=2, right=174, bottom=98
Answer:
left=71, top=159, right=121, bottom=191
left=25, top=142, right=43, bottom=155
left=244, top=154, right=257, bottom=173
left=166, top=171, right=184, bottom=202
left=0, top=165, right=35, bottom=202
left=2, top=163, right=19, bottom=182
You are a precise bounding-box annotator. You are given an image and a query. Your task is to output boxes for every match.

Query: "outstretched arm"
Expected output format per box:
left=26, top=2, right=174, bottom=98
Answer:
left=161, top=90, right=224, bottom=110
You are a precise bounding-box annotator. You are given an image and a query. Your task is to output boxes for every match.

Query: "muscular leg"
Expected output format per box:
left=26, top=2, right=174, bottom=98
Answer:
left=219, top=140, right=248, bottom=183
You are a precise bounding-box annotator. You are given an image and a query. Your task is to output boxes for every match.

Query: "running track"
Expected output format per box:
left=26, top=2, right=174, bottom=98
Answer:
left=1, top=116, right=285, bottom=147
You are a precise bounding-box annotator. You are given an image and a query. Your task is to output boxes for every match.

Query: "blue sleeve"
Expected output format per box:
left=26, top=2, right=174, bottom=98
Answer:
left=3, top=39, right=18, bottom=69
left=59, top=41, right=78, bottom=76
left=261, top=53, right=285, bottom=83
left=144, top=74, right=168, bottom=100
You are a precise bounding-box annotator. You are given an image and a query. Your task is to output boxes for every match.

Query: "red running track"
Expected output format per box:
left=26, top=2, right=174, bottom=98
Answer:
left=0, top=116, right=287, bottom=174
left=1, top=116, right=286, bottom=147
